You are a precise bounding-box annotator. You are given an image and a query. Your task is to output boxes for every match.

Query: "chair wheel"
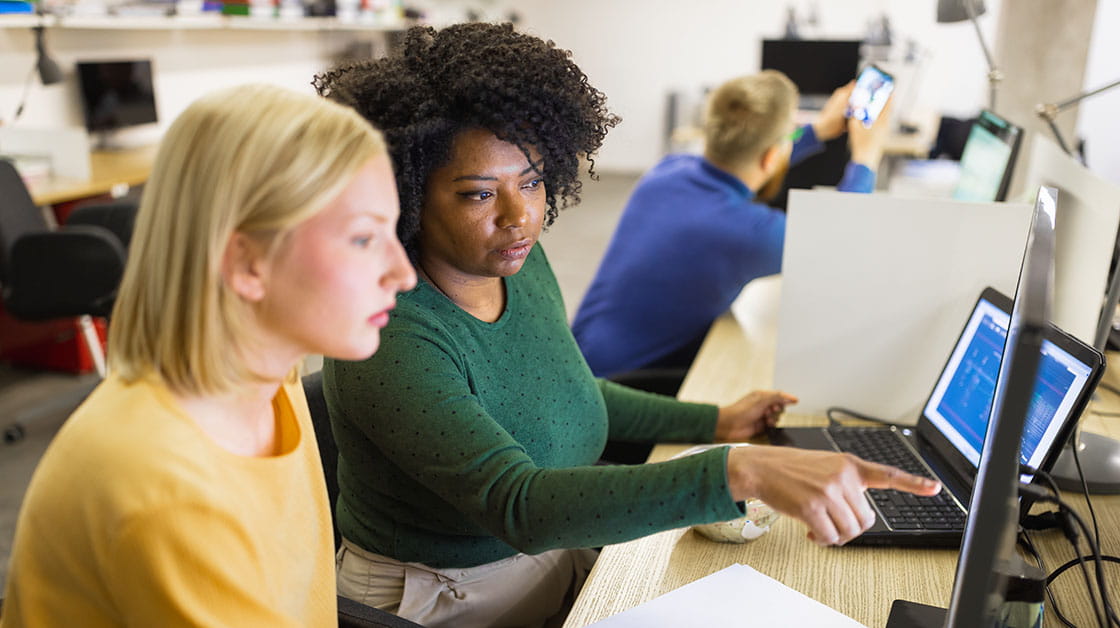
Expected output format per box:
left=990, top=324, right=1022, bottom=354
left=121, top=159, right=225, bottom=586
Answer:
left=3, top=423, right=25, bottom=444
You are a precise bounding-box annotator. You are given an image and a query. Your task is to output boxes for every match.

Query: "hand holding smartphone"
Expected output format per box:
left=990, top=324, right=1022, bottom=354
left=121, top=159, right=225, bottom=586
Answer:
left=847, top=65, right=894, bottom=128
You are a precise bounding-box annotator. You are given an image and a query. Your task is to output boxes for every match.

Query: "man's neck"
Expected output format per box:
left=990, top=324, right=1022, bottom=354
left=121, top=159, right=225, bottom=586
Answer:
left=702, top=153, right=768, bottom=193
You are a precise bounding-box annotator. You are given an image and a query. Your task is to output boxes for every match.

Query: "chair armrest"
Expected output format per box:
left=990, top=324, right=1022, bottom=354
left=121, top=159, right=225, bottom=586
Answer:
left=4, top=226, right=125, bottom=320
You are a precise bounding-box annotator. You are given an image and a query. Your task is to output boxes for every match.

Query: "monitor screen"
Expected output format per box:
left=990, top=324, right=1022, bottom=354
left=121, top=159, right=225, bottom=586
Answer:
left=945, top=186, right=1056, bottom=626
left=76, top=60, right=158, bottom=133
left=760, top=39, right=861, bottom=96
left=952, top=110, right=1023, bottom=202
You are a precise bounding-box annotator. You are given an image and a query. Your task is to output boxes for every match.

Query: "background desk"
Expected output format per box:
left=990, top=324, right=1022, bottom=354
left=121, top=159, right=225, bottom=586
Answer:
left=26, top=145, right=156, bottom=207
left=564, top=282, right=1120, bottom=627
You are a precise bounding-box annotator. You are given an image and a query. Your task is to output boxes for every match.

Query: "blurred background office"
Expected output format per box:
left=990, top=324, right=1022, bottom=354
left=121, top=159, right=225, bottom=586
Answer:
left=1, top=0, right=1118, bottom=590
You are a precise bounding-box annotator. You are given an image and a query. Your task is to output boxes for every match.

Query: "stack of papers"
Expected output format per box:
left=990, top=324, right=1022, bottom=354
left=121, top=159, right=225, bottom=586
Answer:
left=588, top=563, right=867, bottom=627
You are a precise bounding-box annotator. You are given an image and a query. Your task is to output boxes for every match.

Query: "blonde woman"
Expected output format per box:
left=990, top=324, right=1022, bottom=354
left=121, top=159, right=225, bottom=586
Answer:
left=0, top=84, right=415, bottom=626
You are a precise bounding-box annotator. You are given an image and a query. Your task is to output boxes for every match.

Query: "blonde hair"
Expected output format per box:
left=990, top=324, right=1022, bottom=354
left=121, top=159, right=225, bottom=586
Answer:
left=109, top=84, right=387, bottom=396
left=703, top=70, right=798, bottom=167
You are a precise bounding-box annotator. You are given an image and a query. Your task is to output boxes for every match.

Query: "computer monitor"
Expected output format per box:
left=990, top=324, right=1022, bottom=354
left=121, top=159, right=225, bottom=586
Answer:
left=945, top=185, right=1055, bottom=626
left=760, top=39, right=861, bottom=106
left=76, top=59, right=158, bottom=145
left=952, top=110, right=1023, bottom=202
left=887, top=187, right=1057, bottom=627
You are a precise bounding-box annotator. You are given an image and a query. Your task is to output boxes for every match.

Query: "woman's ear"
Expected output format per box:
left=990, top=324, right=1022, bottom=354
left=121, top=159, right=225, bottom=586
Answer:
left=221, top=231, right=270, bottom=303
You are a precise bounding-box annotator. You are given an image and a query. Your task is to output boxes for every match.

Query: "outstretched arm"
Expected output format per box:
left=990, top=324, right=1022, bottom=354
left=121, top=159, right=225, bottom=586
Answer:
left=726, top=444, right=940, bottom=546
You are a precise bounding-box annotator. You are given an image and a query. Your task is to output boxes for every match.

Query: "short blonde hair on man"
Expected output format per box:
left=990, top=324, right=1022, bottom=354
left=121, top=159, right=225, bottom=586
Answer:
left=703, top=70, right=799, bottom=168
left=109, top=83, right=387, bottom=396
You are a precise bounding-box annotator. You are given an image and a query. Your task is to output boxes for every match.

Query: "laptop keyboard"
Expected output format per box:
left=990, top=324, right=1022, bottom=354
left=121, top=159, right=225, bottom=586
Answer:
left=828, top=427, right=966, bottom=532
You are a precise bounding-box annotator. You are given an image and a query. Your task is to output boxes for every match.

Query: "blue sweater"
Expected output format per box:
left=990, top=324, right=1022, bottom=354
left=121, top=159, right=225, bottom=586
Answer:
left=572, top=126, right=875, bottom=377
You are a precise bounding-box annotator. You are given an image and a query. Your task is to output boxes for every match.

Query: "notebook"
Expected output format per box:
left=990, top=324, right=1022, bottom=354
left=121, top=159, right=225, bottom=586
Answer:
left=768, top=287, right=1104, bottom=546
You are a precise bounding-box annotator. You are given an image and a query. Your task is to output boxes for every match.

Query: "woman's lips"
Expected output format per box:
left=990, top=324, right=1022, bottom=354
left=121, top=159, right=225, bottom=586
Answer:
left=497, top=240, right=533, bottom=261
left=368, top=306, right=394, bottom=327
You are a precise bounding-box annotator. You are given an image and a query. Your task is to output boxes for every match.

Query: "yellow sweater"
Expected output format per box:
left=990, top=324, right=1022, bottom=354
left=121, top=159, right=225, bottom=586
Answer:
left=0, top=373, right=336, bottom=627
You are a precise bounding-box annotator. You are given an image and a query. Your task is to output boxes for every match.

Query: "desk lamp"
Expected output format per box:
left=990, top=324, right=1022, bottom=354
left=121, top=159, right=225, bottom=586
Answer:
left=936, top=0, right=1002, bottom=111
left=10, top=25, right=63, bottom=123
left=1034, top=78, right=1120, bottom=494
left=34, top=25, right=63, bottom=86
left=1035, top=77, right=1120, bottom=157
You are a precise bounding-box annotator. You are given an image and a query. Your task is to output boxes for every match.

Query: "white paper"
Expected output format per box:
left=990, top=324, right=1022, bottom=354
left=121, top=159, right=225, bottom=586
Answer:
left=587, top=563, right=866, bottom=628
left=773, top=189, right=1033, bottom=422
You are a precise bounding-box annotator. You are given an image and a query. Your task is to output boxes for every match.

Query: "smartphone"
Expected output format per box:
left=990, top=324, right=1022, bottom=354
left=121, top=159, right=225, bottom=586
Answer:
left=847, top=64, right=895, bottom=128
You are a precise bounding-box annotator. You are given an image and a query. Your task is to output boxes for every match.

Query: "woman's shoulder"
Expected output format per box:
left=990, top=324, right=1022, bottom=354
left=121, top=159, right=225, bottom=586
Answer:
left=23, top=376, right=234, bottom=524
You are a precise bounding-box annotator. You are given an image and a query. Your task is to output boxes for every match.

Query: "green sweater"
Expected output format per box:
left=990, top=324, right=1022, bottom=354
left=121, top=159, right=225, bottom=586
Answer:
left=323, top=246, right=743, bottom=568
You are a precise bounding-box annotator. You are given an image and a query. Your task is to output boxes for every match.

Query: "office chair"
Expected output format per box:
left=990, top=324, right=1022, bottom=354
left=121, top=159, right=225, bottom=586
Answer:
left=302, top=370, right=342, bottom=551
left=0, top=159, right=133, bottom=374
left=1, top=159, right=137, bottom=444
left=301, top=371, right=427, bottom=628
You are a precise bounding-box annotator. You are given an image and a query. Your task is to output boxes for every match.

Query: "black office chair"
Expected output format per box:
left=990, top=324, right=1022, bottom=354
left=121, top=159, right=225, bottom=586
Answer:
left=0, top=159, right=131, bottom=328
left=0, top=158, right=136, bottom=444
left=303, top=370, right=342, bottom=551
left=301, top=371, right=426, bottom=628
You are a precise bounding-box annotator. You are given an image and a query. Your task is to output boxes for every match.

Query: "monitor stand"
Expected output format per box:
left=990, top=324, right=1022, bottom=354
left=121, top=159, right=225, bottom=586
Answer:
left=91, top=130, right=132, bottom=152
left=885, top=600, right=946, bottom=628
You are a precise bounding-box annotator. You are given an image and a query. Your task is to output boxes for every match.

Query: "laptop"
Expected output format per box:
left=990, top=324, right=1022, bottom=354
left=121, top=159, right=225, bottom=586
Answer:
left=768, top=286, right=1104, bottom=546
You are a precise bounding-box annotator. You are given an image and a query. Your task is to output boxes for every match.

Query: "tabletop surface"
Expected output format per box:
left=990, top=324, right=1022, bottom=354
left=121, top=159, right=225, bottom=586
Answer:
left=28, top=145, right=156, bottom=207
left=564, top=276, right=1120, bottom=628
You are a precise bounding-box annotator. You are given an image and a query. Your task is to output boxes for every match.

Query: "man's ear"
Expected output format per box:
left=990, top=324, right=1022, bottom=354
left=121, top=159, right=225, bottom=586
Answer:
left=759, top=142, right=784, bottom=178
left=222, top=231, right=269, bottom=303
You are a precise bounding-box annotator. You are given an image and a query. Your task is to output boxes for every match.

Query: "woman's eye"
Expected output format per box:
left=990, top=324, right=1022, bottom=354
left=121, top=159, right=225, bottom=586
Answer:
left=352, top=235, right=373, bottom=248
left=459, top=190, right=494, bottom=201
left=524, top=178, right=543, bottom=189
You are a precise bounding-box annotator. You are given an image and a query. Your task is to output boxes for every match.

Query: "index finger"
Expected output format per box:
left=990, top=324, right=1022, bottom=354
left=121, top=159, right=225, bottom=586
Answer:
left=763, top=390, right=799, bottom=405
left=859, top=461, right=941, bottom=496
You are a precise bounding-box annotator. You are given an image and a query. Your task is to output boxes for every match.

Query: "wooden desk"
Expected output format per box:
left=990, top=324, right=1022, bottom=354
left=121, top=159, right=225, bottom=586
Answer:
left=27, top=145, right=157, bottom=207
left=565, top=279, right=1120, bottom=627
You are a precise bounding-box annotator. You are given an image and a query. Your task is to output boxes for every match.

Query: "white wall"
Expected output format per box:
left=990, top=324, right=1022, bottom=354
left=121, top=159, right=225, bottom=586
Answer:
left=1080, top=0, right=1120, bottom=185
left=2, top=2, right=1115, bottom=183
left=0, top=26, right=383, bottom=140
left=513, top=0, right=1004, bottom=173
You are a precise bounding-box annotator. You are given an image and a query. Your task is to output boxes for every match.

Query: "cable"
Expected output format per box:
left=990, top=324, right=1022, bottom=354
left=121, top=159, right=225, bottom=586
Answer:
left=1020, top=531, right=1077, bottom=628
left=1047, top=555, right=1120, bottom=583
left=1025, top=488, right=1120, bottom=627
left=9, top=64, right=36, bottom=124
left=1071, top=437, right=1103, bottom=546
left=824, top=406, right=896, bottom=428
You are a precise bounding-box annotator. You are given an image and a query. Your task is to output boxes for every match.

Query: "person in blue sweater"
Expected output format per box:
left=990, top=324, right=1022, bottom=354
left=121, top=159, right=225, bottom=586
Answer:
left=573, top=70, right=893, bottom=382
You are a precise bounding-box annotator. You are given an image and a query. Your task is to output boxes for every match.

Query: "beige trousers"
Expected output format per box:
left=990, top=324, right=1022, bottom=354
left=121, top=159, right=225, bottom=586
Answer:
left=336, top=537, right=598, bottom=628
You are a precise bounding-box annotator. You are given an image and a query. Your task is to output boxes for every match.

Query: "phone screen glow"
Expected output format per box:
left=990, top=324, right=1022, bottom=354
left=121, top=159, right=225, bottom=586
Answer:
left=848, top=66, right=894, bottom=127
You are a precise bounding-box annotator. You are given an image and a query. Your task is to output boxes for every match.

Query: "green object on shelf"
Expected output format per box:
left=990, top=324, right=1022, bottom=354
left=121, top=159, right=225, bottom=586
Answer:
left=221, top=2, right=250, bottom=15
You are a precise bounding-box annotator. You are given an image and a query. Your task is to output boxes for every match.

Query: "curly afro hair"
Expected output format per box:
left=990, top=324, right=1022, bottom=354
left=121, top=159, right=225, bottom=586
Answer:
left=313, top=22, right=620, bottom=258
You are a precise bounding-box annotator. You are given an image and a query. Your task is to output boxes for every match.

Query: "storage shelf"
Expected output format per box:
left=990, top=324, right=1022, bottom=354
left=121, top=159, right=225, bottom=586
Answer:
left=0, top=13, right=406, bottom=32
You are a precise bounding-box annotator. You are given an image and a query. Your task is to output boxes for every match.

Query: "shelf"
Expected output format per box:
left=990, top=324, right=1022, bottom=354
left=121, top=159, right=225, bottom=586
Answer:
left=0, top=13, right=406, bottom=32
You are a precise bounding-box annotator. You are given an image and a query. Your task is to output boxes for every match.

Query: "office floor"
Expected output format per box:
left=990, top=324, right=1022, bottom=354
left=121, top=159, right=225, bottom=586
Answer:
left=0, top=170, right=638, bottom=592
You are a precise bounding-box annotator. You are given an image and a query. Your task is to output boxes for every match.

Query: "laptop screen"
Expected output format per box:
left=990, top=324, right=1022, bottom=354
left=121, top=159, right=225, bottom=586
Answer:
left=922, top=291, right=1096, bottom=480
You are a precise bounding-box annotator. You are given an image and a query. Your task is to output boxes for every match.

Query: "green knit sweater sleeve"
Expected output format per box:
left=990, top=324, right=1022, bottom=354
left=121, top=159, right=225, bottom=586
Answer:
left=325, top=246, right=744, bottom=566
left=598, top=379, right=719, bottom=443
left=327, top=318, right=743, bottom=562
